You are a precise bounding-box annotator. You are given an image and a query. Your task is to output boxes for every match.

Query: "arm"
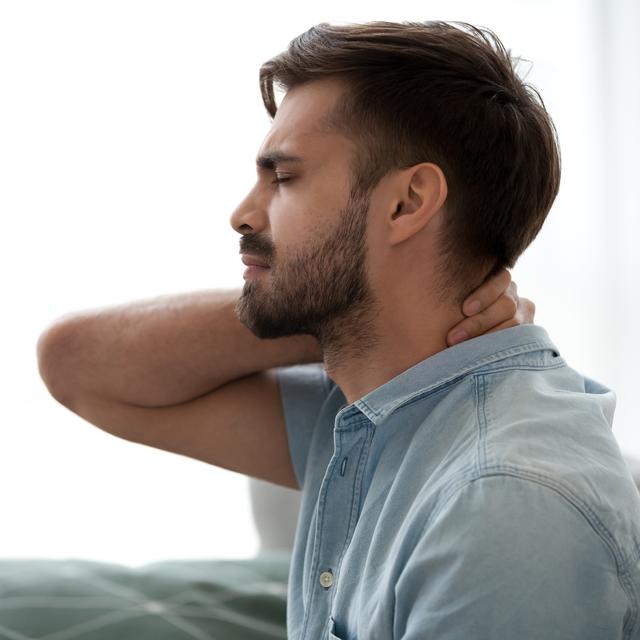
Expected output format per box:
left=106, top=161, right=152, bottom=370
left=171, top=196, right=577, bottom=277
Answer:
left=37, top=287, right=323, bottom=408
left=393, top=475, right=626, bottom=639
left=34, top=272, right=533, bottom=489
left=37, top=268, right=530, bottom=409
left=36, top=288, right=325, bottom=489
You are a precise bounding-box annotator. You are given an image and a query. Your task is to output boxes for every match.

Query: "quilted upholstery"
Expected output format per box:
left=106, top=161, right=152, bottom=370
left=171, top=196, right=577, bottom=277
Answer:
left=0, top=553, right=290, bottom=639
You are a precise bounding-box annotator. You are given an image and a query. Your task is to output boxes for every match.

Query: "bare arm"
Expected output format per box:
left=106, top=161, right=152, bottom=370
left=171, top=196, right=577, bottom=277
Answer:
left=36, top=269, right=533, bottom=410
left=37, top=287, right=322, bottom=408
left=35, top=271, right=533, bottom=489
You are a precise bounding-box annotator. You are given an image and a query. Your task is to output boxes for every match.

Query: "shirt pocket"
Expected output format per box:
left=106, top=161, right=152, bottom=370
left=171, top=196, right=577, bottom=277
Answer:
left=328, top=615, right=345, bottom=639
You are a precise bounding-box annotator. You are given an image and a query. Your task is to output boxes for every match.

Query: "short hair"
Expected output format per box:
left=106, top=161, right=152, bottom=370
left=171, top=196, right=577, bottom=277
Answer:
left=259, top=20, right=562, bottom=302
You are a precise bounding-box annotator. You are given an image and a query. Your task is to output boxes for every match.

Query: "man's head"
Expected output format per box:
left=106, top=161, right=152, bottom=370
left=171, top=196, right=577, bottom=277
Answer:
left=230, top=20, right=560, bottom=351
left=231, top=76, right=382, bottom=356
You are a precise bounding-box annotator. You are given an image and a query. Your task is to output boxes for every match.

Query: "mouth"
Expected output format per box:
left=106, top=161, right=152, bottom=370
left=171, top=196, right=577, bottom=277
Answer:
left=241, top=254, right=271, bottom=268
left=243, top=265, right=270, bottom=279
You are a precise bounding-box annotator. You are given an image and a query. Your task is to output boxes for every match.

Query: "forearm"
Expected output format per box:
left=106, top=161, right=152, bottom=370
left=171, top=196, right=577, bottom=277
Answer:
left=37, top=287, right=323, bottom=408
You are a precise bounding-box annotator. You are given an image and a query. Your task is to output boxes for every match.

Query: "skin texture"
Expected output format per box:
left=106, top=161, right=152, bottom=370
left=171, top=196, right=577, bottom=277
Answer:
left=230, top=76, right=531, bottom=405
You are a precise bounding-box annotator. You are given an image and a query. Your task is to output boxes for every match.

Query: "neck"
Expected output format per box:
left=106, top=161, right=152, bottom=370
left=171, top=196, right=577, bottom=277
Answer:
left=320, top=289, right=464, bottom=405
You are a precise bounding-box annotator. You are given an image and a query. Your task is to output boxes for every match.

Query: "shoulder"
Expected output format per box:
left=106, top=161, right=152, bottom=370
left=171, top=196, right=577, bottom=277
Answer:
left=473, top=364, right=640, bottom=560
left=423, top=471, right=640, bottom=581
left=407, top=473, right=624, bottom=594
left=394, top=473, right=638, bottom=638
left=430, top=473, right=595, bottom=538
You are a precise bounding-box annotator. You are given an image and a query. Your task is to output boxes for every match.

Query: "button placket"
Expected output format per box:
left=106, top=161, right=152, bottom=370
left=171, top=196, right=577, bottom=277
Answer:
left=299, top=435, right=354, bottom=636
left=301, top=416, right=373, bottom=640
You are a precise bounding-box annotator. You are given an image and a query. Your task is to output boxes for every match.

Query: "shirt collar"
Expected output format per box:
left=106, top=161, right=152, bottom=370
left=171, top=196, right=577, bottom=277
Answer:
left=337, top=324, right=559, bottom=426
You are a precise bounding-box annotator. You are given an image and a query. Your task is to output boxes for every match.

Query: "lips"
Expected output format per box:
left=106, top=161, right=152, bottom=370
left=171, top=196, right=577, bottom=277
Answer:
left=241, top=254, right=270, bottom=268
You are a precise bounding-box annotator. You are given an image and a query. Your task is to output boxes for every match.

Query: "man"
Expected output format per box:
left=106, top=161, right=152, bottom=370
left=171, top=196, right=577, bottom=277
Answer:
left=36, top=19, right=638, bottom=640
left=229, top=20, right=640, bottom=639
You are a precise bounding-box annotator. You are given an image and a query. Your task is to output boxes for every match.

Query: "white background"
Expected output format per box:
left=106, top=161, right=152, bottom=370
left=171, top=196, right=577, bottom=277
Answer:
left=1, top=0, right=638, bottom=566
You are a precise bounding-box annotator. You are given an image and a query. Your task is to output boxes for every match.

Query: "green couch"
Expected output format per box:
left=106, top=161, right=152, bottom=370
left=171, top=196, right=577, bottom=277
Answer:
left=0, top=551, right=291, bottom=639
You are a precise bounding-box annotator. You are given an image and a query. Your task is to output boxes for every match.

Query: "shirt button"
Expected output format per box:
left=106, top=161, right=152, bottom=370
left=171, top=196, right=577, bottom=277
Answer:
left=319, top=570, right=334, bottom=588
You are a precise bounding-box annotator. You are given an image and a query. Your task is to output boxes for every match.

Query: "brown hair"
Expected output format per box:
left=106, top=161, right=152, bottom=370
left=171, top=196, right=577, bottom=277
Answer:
left=259, top=20, right=561, bottom=302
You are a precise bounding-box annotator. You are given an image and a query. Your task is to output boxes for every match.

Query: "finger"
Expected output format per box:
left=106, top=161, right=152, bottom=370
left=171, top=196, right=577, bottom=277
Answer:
left=462, top=268, right=512, bottom=316
left=466, top=296, right=535, bottom=340
left=484, top=318, right=520, bottom=335
left=448, top=293, right=518, bottom=346
left=486, top=298, right=534, bottom=333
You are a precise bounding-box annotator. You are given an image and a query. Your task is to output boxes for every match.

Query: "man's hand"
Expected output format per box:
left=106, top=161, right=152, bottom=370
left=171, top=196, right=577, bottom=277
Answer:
left=446, top=268, right=535, bottom=346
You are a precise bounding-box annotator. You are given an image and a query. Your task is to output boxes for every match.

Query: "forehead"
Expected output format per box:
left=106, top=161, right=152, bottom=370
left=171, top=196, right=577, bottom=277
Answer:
left=257, top=77, right=351, bottom=164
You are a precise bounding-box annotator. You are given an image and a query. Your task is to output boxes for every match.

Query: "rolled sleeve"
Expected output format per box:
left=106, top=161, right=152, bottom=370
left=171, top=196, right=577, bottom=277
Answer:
left=393, top=474, right=629, bottom=640
left=276, top=362, right=331, bottom=490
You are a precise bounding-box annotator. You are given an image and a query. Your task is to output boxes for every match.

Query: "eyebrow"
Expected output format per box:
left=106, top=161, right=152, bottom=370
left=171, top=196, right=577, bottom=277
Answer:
left=255, top=151, right=304, bottom=170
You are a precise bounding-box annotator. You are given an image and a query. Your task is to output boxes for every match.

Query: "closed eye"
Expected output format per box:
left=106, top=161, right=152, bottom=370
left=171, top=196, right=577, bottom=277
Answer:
left=271, top=175, right=292, bottom=185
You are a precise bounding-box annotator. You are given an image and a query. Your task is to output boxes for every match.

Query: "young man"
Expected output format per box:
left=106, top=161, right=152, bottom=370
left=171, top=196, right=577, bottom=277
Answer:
left=37, top=19, right=637, bottom=640
left=229, top=20, right=640, bottom=639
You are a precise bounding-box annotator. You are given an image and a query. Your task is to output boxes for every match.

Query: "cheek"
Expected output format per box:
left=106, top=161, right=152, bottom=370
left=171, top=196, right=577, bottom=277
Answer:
left=271, top=190, right=332, bottom=238
left=268, top=201, right=308, bottom=256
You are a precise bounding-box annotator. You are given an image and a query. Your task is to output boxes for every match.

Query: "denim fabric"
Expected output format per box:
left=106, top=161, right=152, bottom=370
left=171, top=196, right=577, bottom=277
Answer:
left=276, top=325, right=640, bottom=640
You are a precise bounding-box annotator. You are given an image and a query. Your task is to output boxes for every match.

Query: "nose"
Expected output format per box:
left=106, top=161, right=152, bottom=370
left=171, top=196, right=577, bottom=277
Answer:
left=229, top=186, right=269, bottom=236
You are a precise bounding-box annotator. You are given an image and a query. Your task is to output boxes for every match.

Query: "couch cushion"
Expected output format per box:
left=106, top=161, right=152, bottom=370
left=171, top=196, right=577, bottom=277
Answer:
left=0, top=552, right=290, bottom=639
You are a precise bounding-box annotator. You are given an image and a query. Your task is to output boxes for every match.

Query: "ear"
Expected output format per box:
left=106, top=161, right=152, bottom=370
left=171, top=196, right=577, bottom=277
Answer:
left=387, top=162, right=448, bottom=245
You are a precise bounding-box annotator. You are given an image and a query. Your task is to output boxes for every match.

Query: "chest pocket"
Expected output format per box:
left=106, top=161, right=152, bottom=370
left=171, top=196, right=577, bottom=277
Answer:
left=328, top=616, right=346, bottom=639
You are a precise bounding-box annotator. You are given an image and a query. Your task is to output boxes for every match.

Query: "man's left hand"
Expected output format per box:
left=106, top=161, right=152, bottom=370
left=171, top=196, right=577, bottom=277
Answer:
left=446, top=268, right=535, bottom=347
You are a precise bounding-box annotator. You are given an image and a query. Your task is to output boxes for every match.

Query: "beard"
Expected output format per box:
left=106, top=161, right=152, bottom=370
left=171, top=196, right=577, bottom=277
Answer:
left=234, top=188, right=383, bottom=360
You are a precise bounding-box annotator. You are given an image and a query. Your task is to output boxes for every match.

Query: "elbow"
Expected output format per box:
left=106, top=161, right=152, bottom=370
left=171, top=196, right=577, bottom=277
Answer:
left=36, top=320, right=79, bottom=407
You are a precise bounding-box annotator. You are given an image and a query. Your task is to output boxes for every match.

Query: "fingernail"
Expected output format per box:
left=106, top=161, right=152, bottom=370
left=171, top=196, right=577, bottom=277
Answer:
left=465, top=299, right=481, bottom=315
left=449, top=330, right=469, bottom=345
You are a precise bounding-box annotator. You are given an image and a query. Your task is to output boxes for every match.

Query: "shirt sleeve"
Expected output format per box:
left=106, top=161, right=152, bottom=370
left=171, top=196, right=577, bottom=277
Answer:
left=275, top=362, right=332, bottom=491
left=393, top=474, right=629, bottom=640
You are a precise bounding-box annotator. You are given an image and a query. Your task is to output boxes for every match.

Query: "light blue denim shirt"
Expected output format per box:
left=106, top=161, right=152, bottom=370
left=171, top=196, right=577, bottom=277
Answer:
left=276, top=324, right=640, bottom=640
